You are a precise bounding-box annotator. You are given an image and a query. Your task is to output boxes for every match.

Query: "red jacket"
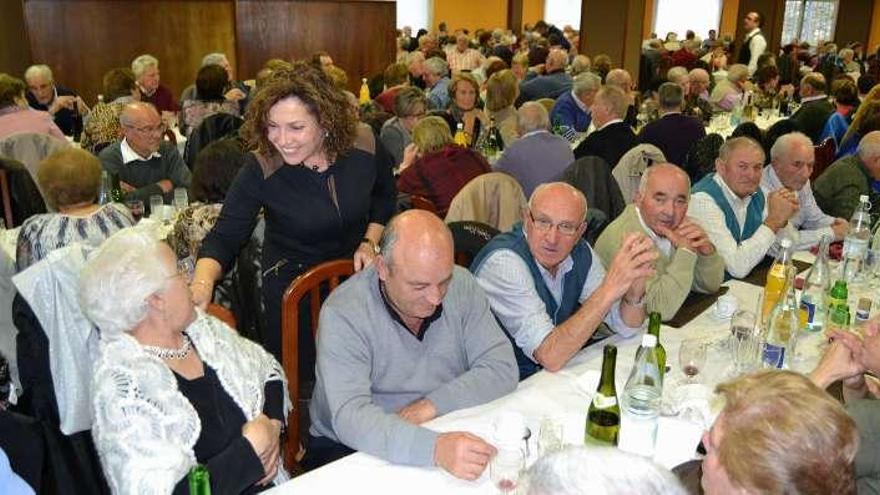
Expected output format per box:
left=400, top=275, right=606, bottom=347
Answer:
left=397, top=144, right=490, bottom=215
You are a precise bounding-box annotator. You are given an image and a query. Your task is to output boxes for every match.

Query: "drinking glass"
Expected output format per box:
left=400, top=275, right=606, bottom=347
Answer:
left=149, top=194, right=163, bottom=219
left=173, top=187, right=189, bottom=212
left=679, top=340, right=708, bottom=383
left=730, top=310, right=758, bottom=374
left=490, top=447, right=525, bottom=494
left=537, top=416, right=564, bottom=457
left=125, top=200, right=145, bottom=222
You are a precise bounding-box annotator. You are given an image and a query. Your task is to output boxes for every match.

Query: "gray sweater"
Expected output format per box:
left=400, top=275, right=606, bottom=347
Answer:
left=309, top=264, right=518, bottom=466
left=98, top=140, right=191, bottom=205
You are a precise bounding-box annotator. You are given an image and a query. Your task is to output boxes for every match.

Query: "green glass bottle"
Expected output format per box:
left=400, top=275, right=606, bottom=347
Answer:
left=828, top=280, right=851, bottom=332
left=109, top=173, right=125, bottom=203
left=188, top=464, right=211, bottom=495
left=585, top=344, right=620, bottom=446
left=647, top=312, right=666, bottom=381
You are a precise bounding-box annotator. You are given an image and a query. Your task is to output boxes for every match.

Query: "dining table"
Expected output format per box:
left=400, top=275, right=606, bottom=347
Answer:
left=267, top=251, right=842, bottom=495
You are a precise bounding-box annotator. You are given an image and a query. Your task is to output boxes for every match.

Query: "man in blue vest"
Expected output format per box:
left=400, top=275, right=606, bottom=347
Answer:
left=688, top=137, right=800, bottom=279
left=471, top=182, right=657, bottom=379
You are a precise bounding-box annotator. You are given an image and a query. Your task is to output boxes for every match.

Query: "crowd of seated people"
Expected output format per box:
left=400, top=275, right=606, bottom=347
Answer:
left=3, top=14, right=880, bottom=494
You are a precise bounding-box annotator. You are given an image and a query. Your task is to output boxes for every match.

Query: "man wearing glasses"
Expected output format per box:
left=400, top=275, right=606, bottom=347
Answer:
left=98, top=102, right=190, bottom=207
left=471, top=182, right=657, bottom=379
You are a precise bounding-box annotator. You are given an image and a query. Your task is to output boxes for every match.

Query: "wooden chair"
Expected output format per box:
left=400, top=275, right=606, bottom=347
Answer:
left=812, top=137, right=836, bottom=181
left=281, top=259, right=355, bottom=472
left=0, top=170, right=13, bottom=228
left=206, top=303, right=237, bottom=330
left=409, top=194, right=439, bottom=216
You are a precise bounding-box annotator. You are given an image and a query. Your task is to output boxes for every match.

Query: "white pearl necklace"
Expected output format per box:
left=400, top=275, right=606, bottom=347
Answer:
left=141, top=334, right=193, bottom=360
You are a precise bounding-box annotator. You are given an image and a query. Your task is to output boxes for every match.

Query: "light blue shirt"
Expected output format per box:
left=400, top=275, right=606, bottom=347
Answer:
left=761, top=165, right=835, bottom=252
left=427, top=77, right=451, bottom=111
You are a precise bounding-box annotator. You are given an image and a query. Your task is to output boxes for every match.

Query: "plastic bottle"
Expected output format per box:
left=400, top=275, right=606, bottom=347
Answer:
left=763, top=265, right=799, bottom=369
left=618, top=334, right=662, bottom=457
left=762, top=238, right=794, bottom=323
left=842, top=195, right=872, bottom=282
left=453, top=122, right=468, bottom=146
left=800, top=235, right=831, bottom=332
left=358, top=78, right=371, bottom=105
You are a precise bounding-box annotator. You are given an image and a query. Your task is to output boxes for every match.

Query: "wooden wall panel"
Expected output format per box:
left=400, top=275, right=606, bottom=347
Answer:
left=0, top=0, right=32, bottom=78
left=836, top=0, right=873, bottom=49
left=580, top=0, right=646, bottom=78
left=522, top=0, right=545, bottom=30
left=23, top=0, right=235, bottom=104
left=432, top=0, right=508, bottom=33
left=235, top=0, right=396, bottom=93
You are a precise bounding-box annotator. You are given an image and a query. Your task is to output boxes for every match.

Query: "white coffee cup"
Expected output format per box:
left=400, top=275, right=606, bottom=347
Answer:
left=715, top=294, right=739, bottom=319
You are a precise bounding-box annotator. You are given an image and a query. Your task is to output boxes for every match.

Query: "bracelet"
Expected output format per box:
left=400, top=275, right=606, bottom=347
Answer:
left=622, top=294, right=646, bottom=307
left=360, top=237, right=380, bottom=255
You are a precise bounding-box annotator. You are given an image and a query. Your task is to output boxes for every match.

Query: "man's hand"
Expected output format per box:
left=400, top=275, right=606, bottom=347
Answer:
left=120, top=181, right=136, bottom=193
left=48, top=95, right=78, bottom=115
left=397, top=398, right=437, bottom=425
left=676, top=219, right=715, bottom=256
left=601, top=233, right=658, bottom=302
left=225, top=87, right=247, bottom=101
left=434, top=432, right=496, bottom=481
left=764, top=188, right=799, bottom=232
left=809, top=337, right=864, bottom=389
left=831, top=217, right=849, bottom=240
left=399, top=143, right=420, bottom=171
left=157, top=179, right=174, bottom=193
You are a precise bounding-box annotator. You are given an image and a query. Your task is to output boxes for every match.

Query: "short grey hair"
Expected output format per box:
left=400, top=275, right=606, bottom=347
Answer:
left=638, top=162, right=691, bottom=194
left=78, top=229, right=170, bottom=336
left=424, top=57, right=449, bottom=78
left=24, top=64, right=53, bottom=83
left=727, top=64, right=750, bottom=83
left=658, top=82, right=684, bottom=110
left=770, top=131, right=812, bottom=162
left=858, top=131, right=880, bottom=161
left=570, top=55, right=591, bottom=76
left=525, top=446, right=687, bottom=495
left=666, top=66, right=688, bottom=85
left=131, top=54, right=159, bottom=78
left=839, top=48, right=854, bottom=61
left=517, top=101, right=550, bottom=133
left=719, top=136, right=765, bottom=163
left=201, top=52, right=228, bottom=68
left=572, top=72, right=601, bottom=97
left=605, top=69, right=632, bottom=91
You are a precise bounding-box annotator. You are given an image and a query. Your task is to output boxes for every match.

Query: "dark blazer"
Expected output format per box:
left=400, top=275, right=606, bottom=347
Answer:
left=639, top=113, right=707, bottom=167
left=573, top=121, right=638, bottom=167
left=790, top=97, right=834, bottom=144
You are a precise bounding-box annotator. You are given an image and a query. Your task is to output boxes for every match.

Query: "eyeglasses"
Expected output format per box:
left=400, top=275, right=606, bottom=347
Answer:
left=527, top=210, right=582, bottom=236
left=125, top=123, right=167, bottom=135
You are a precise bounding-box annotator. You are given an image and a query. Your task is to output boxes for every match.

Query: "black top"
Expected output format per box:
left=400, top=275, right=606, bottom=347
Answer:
left=171, top=365, right=284, bottom=495
left=199, top=148, right=396, bottom=271
left=573, top=121, right=639, bottom=168
left=25, top=84, right=79, bottom=136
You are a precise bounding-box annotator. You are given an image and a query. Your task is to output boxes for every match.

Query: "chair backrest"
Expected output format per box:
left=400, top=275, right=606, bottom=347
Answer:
left=0, top=157, right=48, bottom=226
left=280, top=259, right=354, bottom=471
left=812, top=137, right=836, bottom=181
left=0, top=170, right=12, bottom=228
left=447, top=221, right=500, bottom=267
left=183, top=113, right=244, bottom=168
left=612, top=144, right=666, bottom=203
left=409, top=194, right=439, bottom=215
left=206, top=303, right=237, bottom=330
left=0, top=132, right=69, bottom=202
left=536, top=98, right=556, bottom=114
left=444, top=172, right=527, bottom=232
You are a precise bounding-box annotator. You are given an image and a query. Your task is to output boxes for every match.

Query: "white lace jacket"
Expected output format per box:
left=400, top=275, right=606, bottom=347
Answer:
left=91, top=309, right=291, bottom=494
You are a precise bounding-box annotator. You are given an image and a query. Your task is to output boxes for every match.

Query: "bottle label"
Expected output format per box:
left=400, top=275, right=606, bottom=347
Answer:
left=762, top=343, right=785, bottom=369
left=592, top=393, right=617, bottom=409
left=801, top=299, right=816, bottom=323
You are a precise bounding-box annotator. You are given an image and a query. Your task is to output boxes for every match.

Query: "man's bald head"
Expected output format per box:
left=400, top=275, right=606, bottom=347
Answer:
left=605, top=69, right=633, bottom=92
left=530, top=182, right=588, bottom=223
left=637, top=163, right=691, bottom=233
left=119, top=101, right=160, bottom=127
left=379, top=210, right=454, bottom=270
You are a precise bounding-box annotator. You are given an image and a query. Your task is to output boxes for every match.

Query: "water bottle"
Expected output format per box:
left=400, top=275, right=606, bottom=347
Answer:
left=842, top=195, right=871, bottom=282
left=762, top=265, right=799, bottom=369
left=800, top=235, right=831, bottom=332
left=453, top=122, right=468, bottom=147
left=618, top=334, right=662, bottom=457
left=762, top=238, right=794, bottom=323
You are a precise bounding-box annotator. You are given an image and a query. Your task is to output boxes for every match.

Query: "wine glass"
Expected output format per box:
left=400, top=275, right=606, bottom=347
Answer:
left=173, top=187, right=189, bottom=212
left=490, top=447, right=525, bottom=494
left=679, top=340, right=708, bottom=384
left=149, top=194, right=164, bottom=219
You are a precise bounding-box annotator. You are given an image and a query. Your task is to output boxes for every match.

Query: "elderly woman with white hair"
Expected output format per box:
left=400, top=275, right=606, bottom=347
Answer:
left=709, top=63, right=750, bottom=112
left=81, top=229, right=289, bottom=494
left=131, top=54, right=179, bottom=113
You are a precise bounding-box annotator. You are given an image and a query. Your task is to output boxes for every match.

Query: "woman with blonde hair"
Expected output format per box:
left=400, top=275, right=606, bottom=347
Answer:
left=484, top=69, right=519, bottom=147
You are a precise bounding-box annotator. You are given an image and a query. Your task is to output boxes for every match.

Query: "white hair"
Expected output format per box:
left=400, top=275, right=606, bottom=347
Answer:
left=858, top=131, right=880, bottom=161
left=666, top=66, right=688, bottom=84
left=24, top=64, right=53, bottom=83
left=131, top=54, right=159, bottom=78
left=572, top=72, right=601, bottom=97
left=726, top=64, right=750, bottom=83
left=517, top=101, right=550, bottom=133
left=424, top=57, right=449, bottom=77
left=525, top=446, right=687, bottom=495
left=201, top=52, right=228, bottom=68
left=770, top=131, right=812, bottom=162
left=78, top=228, right=170, bottom=336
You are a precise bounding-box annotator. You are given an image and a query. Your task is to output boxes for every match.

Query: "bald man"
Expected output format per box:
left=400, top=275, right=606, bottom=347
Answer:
left=307, top=211, right=517, bottom=479
left=98, top=102, right=190, bottom=207
left=595, top=164, right=724, bottom=321
left=472, top=182, right=656, bottom=379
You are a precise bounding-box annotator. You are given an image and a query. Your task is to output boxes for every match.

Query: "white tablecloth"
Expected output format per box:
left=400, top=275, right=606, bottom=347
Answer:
left=706, top=113, right=782, bottom=139
left=268, top=278, right=814, bottom=494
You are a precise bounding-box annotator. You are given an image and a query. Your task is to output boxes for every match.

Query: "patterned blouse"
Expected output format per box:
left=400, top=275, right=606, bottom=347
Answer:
left=15, top=202, right=135, bottom=272
left=179, top=100, right=240, bottom=137
left=81, top=101, right=125, bottom=153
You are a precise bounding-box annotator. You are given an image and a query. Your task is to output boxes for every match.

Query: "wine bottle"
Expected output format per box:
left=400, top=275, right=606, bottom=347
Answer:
left=188, top=465, right=211, bottom=495
left=647, top=312, right=666, bottom=381
left=585, top=344, right=620, bottom=446
left=110, top=173, right=125, bottom=203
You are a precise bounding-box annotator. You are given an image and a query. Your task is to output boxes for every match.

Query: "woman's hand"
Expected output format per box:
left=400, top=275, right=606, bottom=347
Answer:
left=242, top=414, right=282, bottom=485
left=353, top=241, right=377, bottom=271
left=190, top=279, right=215, bottom=310
left=399, top=143, right=420, bottom=172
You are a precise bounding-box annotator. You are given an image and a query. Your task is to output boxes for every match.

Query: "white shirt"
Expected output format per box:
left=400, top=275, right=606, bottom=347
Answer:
left=474, top=246, right=642, bottom=362
left=120, top=137, right=161, bottom=164
left=760, top=165, right=834, bottom=252
left=635, top=206, right=673, bottom=258
left=745, top=28, right=767, bottom=75
left=688, top=174, right=783, bottom=278
left=571, top=89, right=590, bottom=113
left=800, top=94, right=829, bottom=104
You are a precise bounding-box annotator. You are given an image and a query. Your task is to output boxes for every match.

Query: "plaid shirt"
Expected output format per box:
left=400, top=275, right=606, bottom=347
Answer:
left=446, top=48, right=485, bottom=73
left=397, top=144, right=490, bottom=215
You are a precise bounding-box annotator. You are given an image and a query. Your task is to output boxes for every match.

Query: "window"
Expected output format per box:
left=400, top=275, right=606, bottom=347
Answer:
left=652, top=0, right=722, bottom=42
left=544, top=0, right=582, bottom=30
left=397, top=0, right=430, bottom=31
left=781, top=0, right=838, bottom=47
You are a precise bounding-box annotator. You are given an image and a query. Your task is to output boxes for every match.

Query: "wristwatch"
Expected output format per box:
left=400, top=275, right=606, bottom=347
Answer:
left=361, top=237, right=380, bottom=255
